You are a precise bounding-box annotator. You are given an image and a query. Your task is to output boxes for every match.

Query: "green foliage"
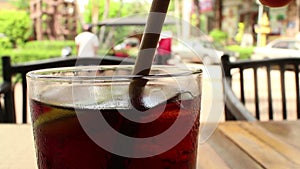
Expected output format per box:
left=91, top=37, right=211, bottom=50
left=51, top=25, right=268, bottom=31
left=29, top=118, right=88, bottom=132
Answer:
left=0, top=49, right=13, bottom=57
left=276, top=14, right=285, bottom=21
left=209, top=29, right=228, bottom=45
left=84, top=8, right=92, bottom=23
left=23, top=40, right=76, bottom=51
left=104, top=1, right=122, bottom=18
left=225, top=45, right=254, bottom=60
left=0, top=47, right=62, bottom=78
left=9, top=49, right=62, bottom=64
left=84, top=1, right=123, bottom=23
left=0, top=36, right=13, bottom=49
left=9, top=0, right=30, bottom=10
left=0, top=40, right=76, bottom=64
left=0, top=10, right=32, bottom=47
left=235, top=22, right=245, bottom=44
left=83, top=0, right=151, bottom=24
left=121, top=1, right=151, bottom=15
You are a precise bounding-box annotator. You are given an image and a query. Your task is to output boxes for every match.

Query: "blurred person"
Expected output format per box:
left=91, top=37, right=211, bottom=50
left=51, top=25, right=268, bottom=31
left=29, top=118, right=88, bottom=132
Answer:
left=155, top=38, right=172, bottom=65
left=75, top=24, right=99, bottom=57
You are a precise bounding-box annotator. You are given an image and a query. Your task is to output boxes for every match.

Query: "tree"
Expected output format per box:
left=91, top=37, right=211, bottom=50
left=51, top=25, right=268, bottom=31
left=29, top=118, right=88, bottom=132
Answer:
left=286, top=0, right=299, bottom=33
left=9, top=0, right=30, bottom=11
left=213, top=0, right=222, bottom=30
left=84, top=0, right=130, bottom=24
left=91, top=0, right=101, bottom=29
left=191, top=0, right=201, bottom=36
left=103, top=0, right=124, bottom=46
left=193, top=0, right=201, bottom=28
left=0, top=10, right=32, bottom=47
left=83, top=0, right=151, bottom=46
left=98, top=0, right=110, bottom=46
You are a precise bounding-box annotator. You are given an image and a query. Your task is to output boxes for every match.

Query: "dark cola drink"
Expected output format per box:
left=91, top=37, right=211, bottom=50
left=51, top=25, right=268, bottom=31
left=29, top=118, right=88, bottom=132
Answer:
left=27, top=65, right=202, bottom=169
left=30, top=94, right=201, bottom=169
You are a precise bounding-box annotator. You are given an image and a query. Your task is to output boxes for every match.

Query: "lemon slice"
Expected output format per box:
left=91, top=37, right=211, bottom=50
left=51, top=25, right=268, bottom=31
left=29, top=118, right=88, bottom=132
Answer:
left=33, top=109, right=76, bottom=128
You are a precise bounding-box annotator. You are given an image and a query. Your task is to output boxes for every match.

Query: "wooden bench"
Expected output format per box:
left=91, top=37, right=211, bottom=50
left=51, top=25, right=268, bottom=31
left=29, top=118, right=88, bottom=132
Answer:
left=0, top=56, right=135, bottom=123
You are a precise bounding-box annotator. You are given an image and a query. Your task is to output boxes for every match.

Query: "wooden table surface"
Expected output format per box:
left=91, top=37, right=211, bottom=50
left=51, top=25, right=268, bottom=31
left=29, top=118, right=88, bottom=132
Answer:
left=1, top=120, right=300, bottom=169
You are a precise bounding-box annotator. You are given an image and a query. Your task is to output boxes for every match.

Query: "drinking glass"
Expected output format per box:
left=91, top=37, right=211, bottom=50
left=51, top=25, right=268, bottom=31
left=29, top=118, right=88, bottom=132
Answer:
left=27, top=65, right=202, bottom=169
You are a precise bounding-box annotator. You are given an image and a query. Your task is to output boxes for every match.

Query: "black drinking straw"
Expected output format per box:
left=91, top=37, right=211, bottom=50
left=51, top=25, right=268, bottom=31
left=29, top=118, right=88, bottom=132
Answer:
left=129, top=0, right=171, bottom=111
left=107, top=1, right=171, bottom=167
left=111, top=1, right=172, bottom=166
left=132, top=0, right=171, bottom=76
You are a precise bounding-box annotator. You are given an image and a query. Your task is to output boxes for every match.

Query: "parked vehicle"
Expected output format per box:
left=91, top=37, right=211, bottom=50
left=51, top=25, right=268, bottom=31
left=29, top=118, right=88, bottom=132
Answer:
left=97, top=15, right=238, bottom=65
left=109, top=37, right=140, bottom=58
left=97, top=15, right=175, bottom=60
left=172, top=38, right=234, bottom=65
left=251, top=38, right=300, bottom=60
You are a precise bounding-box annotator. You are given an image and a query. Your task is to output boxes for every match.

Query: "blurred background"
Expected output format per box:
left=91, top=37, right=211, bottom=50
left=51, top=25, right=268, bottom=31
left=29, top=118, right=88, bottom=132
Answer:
left=0, top=0, right=299, bottom=64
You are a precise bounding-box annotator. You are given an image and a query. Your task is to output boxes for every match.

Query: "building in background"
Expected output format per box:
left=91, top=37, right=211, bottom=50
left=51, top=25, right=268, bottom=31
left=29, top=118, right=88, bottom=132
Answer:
left=188, top=0, right=299, bottom=45
left=0, top=1, right=16, bottom=9
left=30, top=0, right=78, bottom=40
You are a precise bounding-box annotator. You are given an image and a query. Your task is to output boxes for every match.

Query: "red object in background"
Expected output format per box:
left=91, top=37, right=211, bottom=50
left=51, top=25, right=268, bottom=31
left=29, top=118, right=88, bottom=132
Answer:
left=199, top=0, right=213, bottom=13
left=258, top=0, right=292, bottom=7
left=157, top=38, right=172, bottom=55
left=114, top=52, right=129, bottom=57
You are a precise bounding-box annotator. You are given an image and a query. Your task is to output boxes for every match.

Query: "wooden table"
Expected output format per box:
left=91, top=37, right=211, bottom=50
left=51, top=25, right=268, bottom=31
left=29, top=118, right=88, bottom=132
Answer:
left=1, top=121, right=300, bottom=169
left=197, top=121, right=300, bottom=169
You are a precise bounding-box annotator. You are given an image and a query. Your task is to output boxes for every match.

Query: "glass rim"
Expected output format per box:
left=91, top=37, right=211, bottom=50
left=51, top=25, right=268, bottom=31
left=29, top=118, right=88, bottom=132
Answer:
left=26, top=65, right=202, bottom=82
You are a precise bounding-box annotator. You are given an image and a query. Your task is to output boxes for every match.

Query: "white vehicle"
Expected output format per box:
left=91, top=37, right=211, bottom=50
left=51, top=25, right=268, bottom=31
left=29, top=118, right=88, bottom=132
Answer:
left=172, top=39, right=225, bottom=65
left=252, top=38, right=300, bottom=60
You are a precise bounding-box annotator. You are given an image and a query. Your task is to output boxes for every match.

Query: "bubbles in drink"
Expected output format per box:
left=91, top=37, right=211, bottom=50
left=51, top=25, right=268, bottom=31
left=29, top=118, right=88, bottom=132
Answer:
left=30, top=90, right=201, bottom=169
left=28, top=65, right=202, bottom=169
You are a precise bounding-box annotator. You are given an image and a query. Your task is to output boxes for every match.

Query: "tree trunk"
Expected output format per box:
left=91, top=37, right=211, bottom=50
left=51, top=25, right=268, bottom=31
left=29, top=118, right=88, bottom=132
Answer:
left=214, top=0, right=222, bottom=30
left=286, top=0, right=298, bottom=36
left=91, top=0, right=100, bottom=32
left=99, top=0, right=110, bottom=46
left=191, top=0, right=201, bottom=36
left=174, top=0, right=182, bottom=37
left=104, top=0, right=123, bottom=48
left=75, top=0, right=84, bottom=27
